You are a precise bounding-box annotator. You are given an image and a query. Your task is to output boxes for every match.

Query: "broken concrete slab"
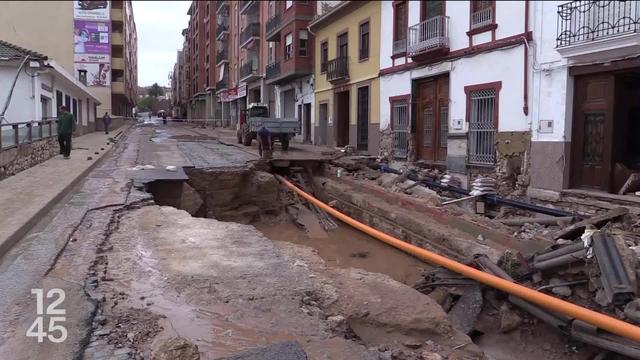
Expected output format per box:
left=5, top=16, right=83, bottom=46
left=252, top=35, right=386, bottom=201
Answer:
left=215, top=342, right=307, bottom=360
left=152, top=337, right=200, bottom=360
left=552, top=207, right=629, bottom=240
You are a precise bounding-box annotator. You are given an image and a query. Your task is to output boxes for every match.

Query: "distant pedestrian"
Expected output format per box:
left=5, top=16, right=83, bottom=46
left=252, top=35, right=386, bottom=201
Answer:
left=257, top=125, right=272, bottom=159
left=57, top=106, right=75, bottom=159
left=102, top=112, right=112, bottom=134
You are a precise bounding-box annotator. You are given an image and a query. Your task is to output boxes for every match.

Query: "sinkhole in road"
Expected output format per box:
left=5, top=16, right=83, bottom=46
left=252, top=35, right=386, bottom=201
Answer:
left=145, top=165, right=428, bottom=286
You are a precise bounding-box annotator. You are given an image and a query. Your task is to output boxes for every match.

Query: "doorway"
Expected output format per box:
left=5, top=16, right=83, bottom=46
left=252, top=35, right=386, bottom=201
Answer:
left=303, top=103, right=312, bottom=144
left=415, top=75, right=449, bottom=162
left=335, top=91, right=350, bottom=147
left=318, top=103, right=328, bottom=145
left=570, top=70, right=640, bottom=193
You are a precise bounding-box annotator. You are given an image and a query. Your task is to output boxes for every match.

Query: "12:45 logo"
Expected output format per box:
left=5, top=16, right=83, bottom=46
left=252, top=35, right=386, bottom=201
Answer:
left=26, top=289, right=67, bottom=343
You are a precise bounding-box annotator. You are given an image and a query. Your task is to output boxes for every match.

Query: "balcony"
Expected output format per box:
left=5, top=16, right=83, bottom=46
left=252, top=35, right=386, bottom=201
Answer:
left=112, top=57, right=124, bottom=70
left=112, top=81, right=125, bottom=94
left=265, top=61, right=281, bottom=81
left=111, top=7, right=123, bottom=22
left=265, top=60, right=312, bottom=85
left=326, top=56, right=349, bottom=83
left=216, top=49, right=228, bottom=66
left=240, top=60, right=260, bottom=82
left=112, top=31, right=123, bottom=45
left=216, top=78, right=228, bottom=92
left=240, top=0, right=258, bottom=15
left=556, top=1, right=640, bottom=61
left=216, top=0, right=228, bottom=15
left=240, top=23, right=260, bottom=48
left=216, top=23, right=229, bottom=41
left=470, top=7, right=493, bottom=30
left=407, top=15, right=450, bottom=61
left=265, top=14, right=281, bottom=42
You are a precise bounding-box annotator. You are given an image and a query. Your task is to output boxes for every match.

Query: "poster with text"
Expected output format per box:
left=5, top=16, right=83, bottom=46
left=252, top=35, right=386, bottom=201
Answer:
left=74, top=20, right=110, bottom=55
left=75, top=62, right=111, bottom=87
left=74, top=1, right=111, bottom=21
left=74, top=53, right=109, bottom=63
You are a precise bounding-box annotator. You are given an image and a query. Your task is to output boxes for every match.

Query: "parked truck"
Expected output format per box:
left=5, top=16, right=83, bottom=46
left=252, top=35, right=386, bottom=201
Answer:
left=236, top=103, right=299, bottom=151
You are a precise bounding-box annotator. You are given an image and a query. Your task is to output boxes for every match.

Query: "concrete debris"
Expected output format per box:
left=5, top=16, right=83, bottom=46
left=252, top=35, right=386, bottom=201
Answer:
left=151, top=337, right=200, bottom=360
left=420, top=353, right=443, bottom=360
left=548, top=278, right=572, bottom=297
left=498, top=303, right=522, bottom=333
left=624, top=299, right=640, bottom=324
left=128, top=164, right=156, bottom=171
left=378, top=173, right=399, bottom=188
left=552, top=207, right=629, bottom=240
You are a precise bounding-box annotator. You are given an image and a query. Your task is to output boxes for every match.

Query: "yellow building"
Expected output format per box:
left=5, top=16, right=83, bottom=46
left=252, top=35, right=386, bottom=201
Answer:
left=310, top=1, right=381, bottom=155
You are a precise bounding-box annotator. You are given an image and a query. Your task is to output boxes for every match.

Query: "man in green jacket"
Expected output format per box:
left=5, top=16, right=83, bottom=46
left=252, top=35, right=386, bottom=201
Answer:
left=57, top=105, right=75, bottom=159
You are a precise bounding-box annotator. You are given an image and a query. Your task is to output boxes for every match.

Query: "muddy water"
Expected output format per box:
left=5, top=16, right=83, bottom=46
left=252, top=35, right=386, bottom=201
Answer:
left=254, top=220, right=429, bottom=285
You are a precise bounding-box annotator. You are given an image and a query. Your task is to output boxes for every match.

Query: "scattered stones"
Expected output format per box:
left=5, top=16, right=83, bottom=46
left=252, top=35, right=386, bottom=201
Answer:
left=499, top=304, right=522, bottom=333
left=421, top=352, right=443, bottom=360
left=87, top=156, right=93, bottom=160
left=549, top=278, right=572, bottom=297
left=151, top=337, right=200, bottom=360
left=403, top=339, right=423, bottom=349
left=624, top=299, right=640, bottom=324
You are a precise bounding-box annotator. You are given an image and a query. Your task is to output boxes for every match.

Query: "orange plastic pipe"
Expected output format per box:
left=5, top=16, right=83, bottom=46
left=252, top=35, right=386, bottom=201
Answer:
left=276, top=175, right=640, bottom=342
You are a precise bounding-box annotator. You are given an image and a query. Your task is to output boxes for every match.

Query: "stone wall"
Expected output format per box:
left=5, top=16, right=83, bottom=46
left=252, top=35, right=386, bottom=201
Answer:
left=0, top=136, right=59, bottom=180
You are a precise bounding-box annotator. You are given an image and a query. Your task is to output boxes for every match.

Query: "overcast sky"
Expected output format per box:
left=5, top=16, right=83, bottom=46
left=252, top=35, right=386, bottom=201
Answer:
left=132, top=1, right=190, bottom=87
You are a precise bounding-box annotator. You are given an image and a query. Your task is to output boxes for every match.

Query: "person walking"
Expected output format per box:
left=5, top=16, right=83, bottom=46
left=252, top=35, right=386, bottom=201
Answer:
left=257, top=125, right=273, bottom=160
left=102, top=112, right=112, bottom=134
left=57, top=105, right=75, bottom=159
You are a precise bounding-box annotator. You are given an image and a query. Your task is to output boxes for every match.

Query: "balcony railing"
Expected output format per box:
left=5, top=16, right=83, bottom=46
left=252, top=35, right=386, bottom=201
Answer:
left=240, top=23, right=260, bottom=46
left=393, top=38, right=407, bottom=55
left=240, top=60, right=258, bottom=79
left=407, top=15, right=450, bottom=57
left=556, top=0, right=640, bottom=48
left=216, top=49, right=228, bottom=64
left=265, top=61, right=281, bottom=80
left=327, top=56, right=349, bottom=82
left=216, top=0, right=229, bottom=15
left=471, top=6, right=493, bottom=30
left=216, top=23, right=229, bottom=39
left=240, top=0, right=258, bottom=14
left=266, top=13, right=281, bottom=37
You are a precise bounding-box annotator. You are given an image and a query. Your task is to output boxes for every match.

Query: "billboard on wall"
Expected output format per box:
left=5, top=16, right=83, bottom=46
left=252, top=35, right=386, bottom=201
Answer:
left=74, top=20, right=110, bottom=54
left=75, top=62, right=112, bottom=87
left=73, top=1, right=111, bottom=87
left=73, top=1, right=111, bottom=20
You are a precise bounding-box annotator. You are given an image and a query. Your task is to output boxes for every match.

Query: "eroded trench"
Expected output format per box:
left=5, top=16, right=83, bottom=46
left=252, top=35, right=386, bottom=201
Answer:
left=143, top=162, right=604, bottom=360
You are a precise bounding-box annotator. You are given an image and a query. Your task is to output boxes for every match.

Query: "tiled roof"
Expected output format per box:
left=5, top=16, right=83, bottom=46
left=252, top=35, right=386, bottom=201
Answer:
left=0, top=39, right=47, bottom=61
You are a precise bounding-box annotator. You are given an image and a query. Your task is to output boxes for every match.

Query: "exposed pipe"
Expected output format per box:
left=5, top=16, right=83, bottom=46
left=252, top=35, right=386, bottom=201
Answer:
left=275, top=175, right=640, bottom=343
left=523, top=0, right=529, bottom=115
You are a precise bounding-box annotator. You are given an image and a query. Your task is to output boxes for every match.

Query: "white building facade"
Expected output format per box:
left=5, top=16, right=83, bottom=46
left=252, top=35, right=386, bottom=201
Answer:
left=379, top=0, right=531, bottom=184
left=528, top=0, right=640, bottom=195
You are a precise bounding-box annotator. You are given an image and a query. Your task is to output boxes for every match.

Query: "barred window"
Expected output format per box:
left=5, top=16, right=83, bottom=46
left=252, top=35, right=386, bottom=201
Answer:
left=468, top=89, right=496, bottom=165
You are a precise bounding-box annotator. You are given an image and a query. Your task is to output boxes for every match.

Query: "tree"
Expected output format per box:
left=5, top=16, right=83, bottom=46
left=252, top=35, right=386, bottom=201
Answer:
left=137, top=96, right=154, bottom=112
left=148, top=83, right=164, bottom=98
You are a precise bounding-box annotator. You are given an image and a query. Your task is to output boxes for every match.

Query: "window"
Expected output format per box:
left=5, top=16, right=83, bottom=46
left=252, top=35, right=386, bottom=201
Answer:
left=422, top=0, right=444, bottom=21
left=393, top=1, right=407, bottom=55
left=468, top=88, right=497, bottom=164
left=285, top=33, right=293, bottom=60
left=337, top=32, right=348, bottom=58
left=299, top=30, right=308, bottom=56
left=56, top=91, right=63, bottom=114
left=268, top=42, right=275, bottom=63
left=286, top=0, right=292, bottom=9
left=359, top=21, right=369, bottom=60
left=320, top=41, right=328, bottom=73
left=470, top=1, right=494, bottom=30
left=390, top=97, right=410, bottom=159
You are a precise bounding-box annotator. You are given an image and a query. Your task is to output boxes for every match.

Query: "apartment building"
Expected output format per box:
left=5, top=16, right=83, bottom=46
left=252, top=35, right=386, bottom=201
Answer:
left=310, top=1, right=382, bottom=154
left=528, top=0, right=640, bottom=196
left=265, top=0, right=316, bottom=143
left=378, top=0, right=530, bottom=186
left=0, top=1, right=138, bottom=119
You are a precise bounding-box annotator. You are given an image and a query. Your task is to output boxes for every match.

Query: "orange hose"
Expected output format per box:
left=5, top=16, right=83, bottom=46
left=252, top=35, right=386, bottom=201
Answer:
left=276, top=175, right=640, bottom=342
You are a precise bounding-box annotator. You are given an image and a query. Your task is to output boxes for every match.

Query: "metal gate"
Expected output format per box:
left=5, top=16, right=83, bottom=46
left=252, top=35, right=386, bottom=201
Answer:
left=392, top=102, right=410, bottom=159
left=468, top=89, right=496, bottom=165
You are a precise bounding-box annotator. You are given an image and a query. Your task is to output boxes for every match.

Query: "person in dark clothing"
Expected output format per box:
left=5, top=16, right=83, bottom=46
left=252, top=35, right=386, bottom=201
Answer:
left=257, top=125, right=272, bottom=159
left=57, top=106, right=75, bottom=159
left=102, top=112, right=112, bottom=134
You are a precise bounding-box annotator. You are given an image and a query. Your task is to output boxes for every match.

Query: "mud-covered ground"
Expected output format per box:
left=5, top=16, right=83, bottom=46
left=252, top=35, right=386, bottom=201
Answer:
left=0, top=122, right=484, bottom=360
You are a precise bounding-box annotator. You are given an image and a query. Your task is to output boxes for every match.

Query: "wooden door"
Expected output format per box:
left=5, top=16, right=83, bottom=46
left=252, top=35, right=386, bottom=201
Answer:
left=416, top=75, right=449, bottom=162
left=570, top=74, right=615, bottom=191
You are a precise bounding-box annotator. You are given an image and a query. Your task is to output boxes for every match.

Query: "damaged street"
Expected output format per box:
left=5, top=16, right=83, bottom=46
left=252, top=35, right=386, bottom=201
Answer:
left=0, top=120, right=639, bottom=360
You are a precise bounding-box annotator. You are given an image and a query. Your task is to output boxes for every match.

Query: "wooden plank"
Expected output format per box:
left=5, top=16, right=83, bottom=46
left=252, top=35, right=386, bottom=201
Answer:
left=552, top=207, right=629, bottom=240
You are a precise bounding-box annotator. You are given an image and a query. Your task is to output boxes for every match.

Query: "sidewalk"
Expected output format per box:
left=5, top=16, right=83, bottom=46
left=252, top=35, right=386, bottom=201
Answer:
left=0, top=126, right=126, bottom=256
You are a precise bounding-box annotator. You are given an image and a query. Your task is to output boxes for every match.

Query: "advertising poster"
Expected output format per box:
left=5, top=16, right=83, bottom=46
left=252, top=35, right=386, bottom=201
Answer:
left=73, top=1, right=111, bottom=21
left=75, top=62, right=111, bottom=87
left=74, top=21, right=110, bottom=55
left=74, top=53, right=109, bottom=63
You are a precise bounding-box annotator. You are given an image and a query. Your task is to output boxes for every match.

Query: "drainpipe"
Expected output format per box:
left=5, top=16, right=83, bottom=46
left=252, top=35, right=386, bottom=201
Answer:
left=522, top=0, right=529, bottom=116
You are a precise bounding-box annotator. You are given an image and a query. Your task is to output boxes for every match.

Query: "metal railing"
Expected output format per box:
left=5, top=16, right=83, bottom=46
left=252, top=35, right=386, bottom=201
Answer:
left=240, top=60, right=258, bottom=79
left=216, top=78, right=228, bottom=90
left=1, top=119, right=57, bottom=150
left=216, top=0, right=229, bottom=15
left=557, top=0, right=640, bottom=47
left=468, top=89, right=496, bottom=165
left=407, top=15, right=449, bottom=56
left=392, top=102, right=409, bottom=159
left=393, top=38, right=407, bottom=55
left=471, top=6, right=493, bottom=29
left=266, top=61, right=281, bottom=80
left=327, top=56, right=349, bottom=82
left=240, top=0, right=257, bottom=14
left=266, top=13, right=281, bottom=36
left=216, top=22, right=229, bottom=38
left=240, top=23, right=260, bottom=45
left=216, top=49, right=228, bottom=64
